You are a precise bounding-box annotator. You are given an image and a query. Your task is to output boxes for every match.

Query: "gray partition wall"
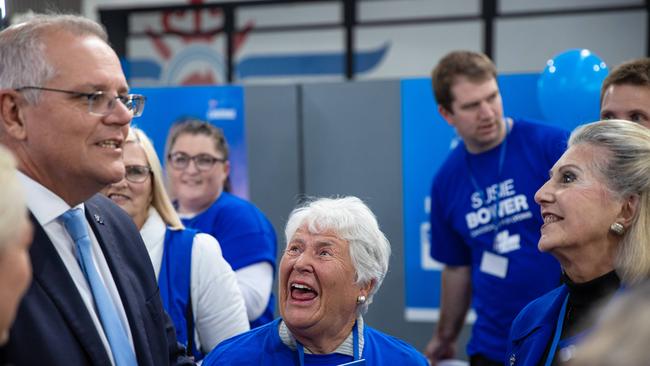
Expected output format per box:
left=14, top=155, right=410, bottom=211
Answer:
left=244, top=84, right=302, bottom=238
left=244, top=80, right=469, bottom=353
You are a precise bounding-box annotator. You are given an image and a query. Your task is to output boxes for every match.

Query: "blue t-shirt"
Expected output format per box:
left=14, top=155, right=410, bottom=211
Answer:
left=181, top=191, right=277, bottom=328
left=202, top=318, right=429, bottom=365
left=429, top=119, right=568, bottom=362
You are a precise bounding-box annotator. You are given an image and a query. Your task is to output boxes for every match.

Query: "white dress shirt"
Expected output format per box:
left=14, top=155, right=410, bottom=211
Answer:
left=140, top=208, right=249, bottom=352
left=18, top=172, right=135, bottom=366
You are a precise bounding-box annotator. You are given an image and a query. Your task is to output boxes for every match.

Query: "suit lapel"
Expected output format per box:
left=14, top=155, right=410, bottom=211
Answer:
left=84, top=198, right=153, bottom=366
left=29, top=214, right=112, bottom=365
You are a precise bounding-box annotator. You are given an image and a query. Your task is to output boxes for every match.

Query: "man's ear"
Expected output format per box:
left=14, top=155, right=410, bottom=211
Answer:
left=0, top=89, right=27, bottom=140
left=438, top=104, right=454, bottom=126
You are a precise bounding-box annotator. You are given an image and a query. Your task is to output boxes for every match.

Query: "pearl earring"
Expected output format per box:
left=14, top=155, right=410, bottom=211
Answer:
left=356, top=295, right=366, bottom=304
left=610, top=222, right=625, bottom=236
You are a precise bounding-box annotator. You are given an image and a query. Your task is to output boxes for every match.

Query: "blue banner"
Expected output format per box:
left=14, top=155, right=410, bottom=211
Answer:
left=132, top=85, right=249, bottom=199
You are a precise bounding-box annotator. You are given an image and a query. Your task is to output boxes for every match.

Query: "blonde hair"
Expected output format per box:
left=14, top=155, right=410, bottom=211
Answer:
left=0, top=145, right=28, bottom=249
left=128, top=128, right=183, bottom=230
left=569, top=120, right=650, bottom=285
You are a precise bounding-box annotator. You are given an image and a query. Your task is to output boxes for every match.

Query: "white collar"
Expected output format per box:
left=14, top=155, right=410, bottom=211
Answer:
left=18, top=171, right=83, bottom=225
left=278, top=316, right=364, bottom=357
left=139, top=207, right=166, bottom=250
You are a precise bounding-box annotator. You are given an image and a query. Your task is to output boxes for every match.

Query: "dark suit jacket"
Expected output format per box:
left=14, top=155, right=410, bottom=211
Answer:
left=0, top=194, right=194, bottom=366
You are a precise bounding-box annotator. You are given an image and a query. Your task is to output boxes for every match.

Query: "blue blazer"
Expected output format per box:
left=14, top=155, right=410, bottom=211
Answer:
left=0, top=194, right=193, bottom=366
left=506, top=285, right=568, bottom=366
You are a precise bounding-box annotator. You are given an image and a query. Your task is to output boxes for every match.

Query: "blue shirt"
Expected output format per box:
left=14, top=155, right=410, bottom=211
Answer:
left=181, top=192, right=277, bottom=328
left=158, top=227, right=202, bottom=360
left=202, top=318, right=429, bottom=365
left=506, top=285, right=568, bottom=366
left=429, top=119, right=568, bottom=361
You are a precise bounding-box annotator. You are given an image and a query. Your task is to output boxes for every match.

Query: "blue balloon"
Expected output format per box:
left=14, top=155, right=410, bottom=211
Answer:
left=537, top=49, right=608, bottom=130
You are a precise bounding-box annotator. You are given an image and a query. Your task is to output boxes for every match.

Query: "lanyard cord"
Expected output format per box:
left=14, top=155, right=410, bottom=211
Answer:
left=465, top=118, right=511, bottom=246
left=296, top=322, right=360, bottom=366
left=544, top=295, right=569, bottom=366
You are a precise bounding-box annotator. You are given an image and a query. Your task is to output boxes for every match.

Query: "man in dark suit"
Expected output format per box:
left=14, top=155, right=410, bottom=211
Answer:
left=0, top=14, right=193, bottom=365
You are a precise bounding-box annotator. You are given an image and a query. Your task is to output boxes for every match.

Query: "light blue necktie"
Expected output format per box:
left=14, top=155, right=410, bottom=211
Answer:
left=60, top=208, right=138, bottom=366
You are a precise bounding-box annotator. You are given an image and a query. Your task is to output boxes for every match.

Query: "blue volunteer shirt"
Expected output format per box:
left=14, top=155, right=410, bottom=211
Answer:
left=430, top=119, right=568, bottom=362
left=202, top=318, right=429, bottom=365
left=181, top=191, right=277, bottom=328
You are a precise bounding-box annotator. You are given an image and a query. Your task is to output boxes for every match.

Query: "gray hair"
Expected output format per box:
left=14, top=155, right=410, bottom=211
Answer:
left=284, top=196, right=391, bottom=315
left=0, top=145, right=27, bottom=250
left=569, top=119, right=650, bottom=284
left=0, top=13, right=108, bottom=104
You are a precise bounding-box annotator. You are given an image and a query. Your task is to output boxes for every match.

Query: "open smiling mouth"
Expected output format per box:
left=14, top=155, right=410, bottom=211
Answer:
left=290, top=283, right=318, bottom=301
left=541, top=213, right=563, bottom=229
left=108, top=193, right=129, bottom=201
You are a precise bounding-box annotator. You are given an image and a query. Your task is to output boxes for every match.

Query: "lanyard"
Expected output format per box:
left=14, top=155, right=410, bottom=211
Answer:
left=544, top=283, right=624, bottom=365
left=465, top=118, right=511, bottom=245
left=544, top=294, right=569, bottom=366
left=296, top=323, right=360, bottom=366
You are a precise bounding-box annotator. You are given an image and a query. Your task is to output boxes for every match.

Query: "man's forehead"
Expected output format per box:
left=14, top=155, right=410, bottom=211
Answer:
left=607, top=82, right=650, bottom=93
left=450, top=76, right=498, bottom=101
left=42, top=32, right=128, bottom=90
left=603, top=84, right=650, bottom=104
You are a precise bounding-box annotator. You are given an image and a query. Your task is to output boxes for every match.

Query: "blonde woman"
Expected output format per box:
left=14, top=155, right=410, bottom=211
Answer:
left=103, top=128, right=248, bottom=360
left=507, top=120, right=650, bottom=365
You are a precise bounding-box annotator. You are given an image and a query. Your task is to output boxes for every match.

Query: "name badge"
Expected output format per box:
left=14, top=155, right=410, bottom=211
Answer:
left=480, top=251, right=508, bottom=278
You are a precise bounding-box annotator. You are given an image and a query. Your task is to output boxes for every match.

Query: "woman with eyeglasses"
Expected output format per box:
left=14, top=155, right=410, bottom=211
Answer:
left=165, top=118, right=277, bottom=329
left=102, top=127, right=249, bottom=361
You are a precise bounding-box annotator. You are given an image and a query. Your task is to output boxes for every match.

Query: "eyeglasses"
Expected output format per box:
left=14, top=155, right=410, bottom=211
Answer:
left=167, top=152, right=225, bottom=171
left=125, top=165, right=152, bottom=183
left=15, top=86, right=146, bottom=117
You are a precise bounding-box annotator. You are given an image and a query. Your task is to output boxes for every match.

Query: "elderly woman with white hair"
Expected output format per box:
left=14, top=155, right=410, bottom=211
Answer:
left=0, top=146, right=33, bottom=345
left=203, top=196, right=428, bottom=365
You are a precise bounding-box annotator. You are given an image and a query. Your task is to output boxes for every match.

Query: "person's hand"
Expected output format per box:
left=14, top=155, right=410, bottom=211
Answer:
left=424, top=335, right=456, bottom=365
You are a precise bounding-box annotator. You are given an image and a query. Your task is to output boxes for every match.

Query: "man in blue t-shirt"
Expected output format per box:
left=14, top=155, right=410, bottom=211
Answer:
left=424, top=51, right=568, bottom=366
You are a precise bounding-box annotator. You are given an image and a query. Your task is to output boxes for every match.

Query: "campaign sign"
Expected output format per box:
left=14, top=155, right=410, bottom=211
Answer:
left=131, top=85, right=249, bottom=199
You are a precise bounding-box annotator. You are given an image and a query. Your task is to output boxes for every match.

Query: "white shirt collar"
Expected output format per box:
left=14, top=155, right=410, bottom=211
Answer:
left=139, top=207, right=166, bottom=251
left=17, top=171, right=83, bottom=224
left=279, top=316, right=364, bottom=357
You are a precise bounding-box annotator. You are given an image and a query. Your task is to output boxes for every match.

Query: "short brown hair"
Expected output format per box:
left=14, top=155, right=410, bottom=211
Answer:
left=165, top=117, right=229, bottom=161
left=601, top=58, right=650, bottom=102
left=431, top=50, right=496, bottom=112
left=165, top=117, right=231, bottom=192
